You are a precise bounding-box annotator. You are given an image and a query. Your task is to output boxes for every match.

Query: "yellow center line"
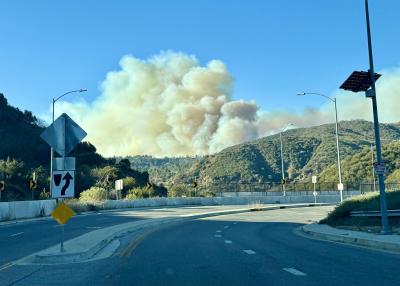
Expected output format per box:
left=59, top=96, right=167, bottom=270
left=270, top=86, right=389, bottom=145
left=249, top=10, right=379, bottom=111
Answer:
left=118, top=229, right=158, bottom=258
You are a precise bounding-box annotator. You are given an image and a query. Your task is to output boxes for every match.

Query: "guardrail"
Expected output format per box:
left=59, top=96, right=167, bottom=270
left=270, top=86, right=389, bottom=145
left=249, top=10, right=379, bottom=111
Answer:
left=350, top=210, right=400, bottom=217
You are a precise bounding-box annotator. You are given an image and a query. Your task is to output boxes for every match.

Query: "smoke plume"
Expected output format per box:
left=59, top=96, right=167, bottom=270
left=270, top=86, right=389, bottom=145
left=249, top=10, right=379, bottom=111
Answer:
left=58, top=52, right=400, bottom=157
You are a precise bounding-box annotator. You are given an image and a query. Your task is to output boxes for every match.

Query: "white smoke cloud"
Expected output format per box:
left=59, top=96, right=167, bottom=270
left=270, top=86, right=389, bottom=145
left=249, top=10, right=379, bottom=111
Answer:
left=58, top=51, right=400, bottom=157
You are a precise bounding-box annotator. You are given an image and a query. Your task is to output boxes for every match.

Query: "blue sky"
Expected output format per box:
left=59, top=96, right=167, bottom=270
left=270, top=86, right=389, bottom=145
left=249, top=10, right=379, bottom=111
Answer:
left=1, top=0, right=399, bottom=117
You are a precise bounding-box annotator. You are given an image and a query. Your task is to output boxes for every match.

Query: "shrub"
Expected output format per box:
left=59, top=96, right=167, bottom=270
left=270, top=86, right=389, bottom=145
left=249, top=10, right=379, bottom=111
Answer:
left=125, top=187, right=149, bottom=200
left=320, top=189, right=400, bottom=226
left=123, top=176, right=137, bottom=190
left=79, top=186, right=108, bottom=203
left=168, top=185, right=191, bottom=197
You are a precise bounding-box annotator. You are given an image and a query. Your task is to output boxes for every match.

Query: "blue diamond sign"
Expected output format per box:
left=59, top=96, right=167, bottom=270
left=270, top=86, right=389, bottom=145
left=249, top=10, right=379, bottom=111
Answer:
left=41, top=113, right=87, bottom=157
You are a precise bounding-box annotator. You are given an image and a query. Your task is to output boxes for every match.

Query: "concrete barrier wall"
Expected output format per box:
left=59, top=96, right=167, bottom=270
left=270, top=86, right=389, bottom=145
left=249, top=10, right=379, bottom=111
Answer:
left=0, top=193, right=348, bottom=222
left=0, top=200, right=56, bottom=222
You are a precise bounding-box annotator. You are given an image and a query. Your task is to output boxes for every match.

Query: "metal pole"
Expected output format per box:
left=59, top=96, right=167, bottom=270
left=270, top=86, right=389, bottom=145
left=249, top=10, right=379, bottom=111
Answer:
left=50, top=99, right=55, bottom=198
left=365, top=0, right=390, bottom=234
left=334, top=99, right=343, bottom=202
left=280, top=132, right=286, bottom=196
left=371, top=144, right=376, bottom=192
left=61, top=224, right=65, bottom=252
left=313, top=183, right=317, bottom=204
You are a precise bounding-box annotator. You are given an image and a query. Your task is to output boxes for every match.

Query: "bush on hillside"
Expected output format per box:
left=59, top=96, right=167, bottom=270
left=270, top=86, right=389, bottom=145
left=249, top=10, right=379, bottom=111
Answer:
left=79, top=186, right=108, bottom=202
left=320, top=190, right=400, bottom=226
left=125, top=187, right=155, bottom=200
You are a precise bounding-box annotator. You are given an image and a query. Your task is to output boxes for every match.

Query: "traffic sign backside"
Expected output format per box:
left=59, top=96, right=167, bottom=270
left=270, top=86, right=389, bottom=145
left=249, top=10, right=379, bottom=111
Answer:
left=40, top=113, right=87, bottom=157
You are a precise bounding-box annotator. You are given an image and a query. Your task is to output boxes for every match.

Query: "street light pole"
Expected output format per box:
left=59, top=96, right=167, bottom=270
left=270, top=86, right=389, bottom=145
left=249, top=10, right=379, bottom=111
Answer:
left=279, top=132, right=285, bottom=196
left=279, top=124, right=292, bottom=196
left=49, top=89, right=87, bottom=198
left=297, top=92, right=343, bottom=202
left=364, top=0, right=390, bottom=234
left=333, top=98, right=343, bottom=202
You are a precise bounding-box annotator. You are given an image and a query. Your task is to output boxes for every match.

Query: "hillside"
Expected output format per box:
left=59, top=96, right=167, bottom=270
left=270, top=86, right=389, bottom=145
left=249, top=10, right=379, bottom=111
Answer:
left=320, top=141, right=400, bottom=183
left=0, top=94, right=49, bottom=166
left=171, top=120, right=400, bottom=185
left=126, top=156, right=199, bottom=184
left=0, top=94, right=150, bottom=201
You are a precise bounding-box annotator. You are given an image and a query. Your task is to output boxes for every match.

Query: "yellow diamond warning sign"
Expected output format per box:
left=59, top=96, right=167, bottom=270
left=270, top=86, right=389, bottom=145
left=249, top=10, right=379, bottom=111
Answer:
left=51, top=202, right=74, bottom=225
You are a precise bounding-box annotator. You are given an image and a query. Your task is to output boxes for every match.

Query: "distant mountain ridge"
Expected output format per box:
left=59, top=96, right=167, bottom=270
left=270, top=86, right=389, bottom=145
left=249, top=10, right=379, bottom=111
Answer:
left=130, top=120, right=400, bottom=186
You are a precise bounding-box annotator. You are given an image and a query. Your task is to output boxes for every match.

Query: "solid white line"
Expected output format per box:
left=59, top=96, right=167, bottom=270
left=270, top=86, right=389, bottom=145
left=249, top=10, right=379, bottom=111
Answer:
left=243, top=249, right=256, bottom=255
left=224, top=240, right=232, bottom=244
left=214, top=234, right=222, bottom=238
left=86, top=226, right=101, bottom=229
left=10, top=232, right=24, bottom=237
left=283, top=268, right=307, bottom=276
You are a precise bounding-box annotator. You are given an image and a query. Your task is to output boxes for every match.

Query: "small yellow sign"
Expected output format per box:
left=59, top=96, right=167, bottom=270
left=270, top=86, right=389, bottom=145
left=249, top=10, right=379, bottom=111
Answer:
left=29, top=180, right=37, bottom=190
left=51, top=202, right=74, bottom=225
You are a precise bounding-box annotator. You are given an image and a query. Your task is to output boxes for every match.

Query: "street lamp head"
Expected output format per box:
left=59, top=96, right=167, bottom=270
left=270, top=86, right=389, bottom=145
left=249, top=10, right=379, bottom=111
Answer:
left=79, top=89, right=88, bottom=93
left=296, top=92, right=306, bottom=96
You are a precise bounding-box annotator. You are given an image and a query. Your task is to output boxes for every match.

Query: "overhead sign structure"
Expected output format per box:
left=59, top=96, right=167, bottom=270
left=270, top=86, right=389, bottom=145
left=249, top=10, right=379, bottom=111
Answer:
left=51, top=202, right=74, bottom=225
left=40, top=113, right=87, bottom=157
left=52, top=171, right=75, bottom=198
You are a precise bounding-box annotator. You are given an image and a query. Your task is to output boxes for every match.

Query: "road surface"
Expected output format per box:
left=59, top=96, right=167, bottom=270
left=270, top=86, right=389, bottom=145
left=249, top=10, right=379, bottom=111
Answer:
left=2, top=205, right=400, bottom=286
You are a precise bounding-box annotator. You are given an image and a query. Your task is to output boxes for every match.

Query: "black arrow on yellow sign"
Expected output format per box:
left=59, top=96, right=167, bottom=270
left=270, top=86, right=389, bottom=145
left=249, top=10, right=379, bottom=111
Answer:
left=29, top=179, right=37, bottom=190
left=0, top=181, right=4, bottom=191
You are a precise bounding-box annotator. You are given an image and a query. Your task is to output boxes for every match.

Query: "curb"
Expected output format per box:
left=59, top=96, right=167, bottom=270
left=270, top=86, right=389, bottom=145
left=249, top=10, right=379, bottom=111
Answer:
left=19, top=203, right=333, bottom=264
left=302, top=224, right=400, bottom=253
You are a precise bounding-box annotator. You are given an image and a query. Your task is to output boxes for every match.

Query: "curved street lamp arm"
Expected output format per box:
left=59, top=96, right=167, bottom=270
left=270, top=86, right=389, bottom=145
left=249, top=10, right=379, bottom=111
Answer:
left=53, top=89, right=87, bottom=103
left=297, top=92, right=335, bottom=103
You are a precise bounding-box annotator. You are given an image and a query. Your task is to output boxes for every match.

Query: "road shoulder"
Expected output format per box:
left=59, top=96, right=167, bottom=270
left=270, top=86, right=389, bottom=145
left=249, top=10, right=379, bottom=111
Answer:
left=302, top=223, right=400, bottom=254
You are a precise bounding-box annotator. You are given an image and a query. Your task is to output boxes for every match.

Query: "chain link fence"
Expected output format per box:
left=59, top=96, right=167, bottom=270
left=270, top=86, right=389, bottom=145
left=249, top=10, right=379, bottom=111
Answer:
left=193, top=181, right=400, bottom=197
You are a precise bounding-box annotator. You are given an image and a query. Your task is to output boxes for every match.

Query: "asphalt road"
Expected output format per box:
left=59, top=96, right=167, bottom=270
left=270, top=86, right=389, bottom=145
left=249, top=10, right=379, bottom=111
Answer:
left=3, top=205, right=399, bottom=286
left=0, top=205, right=254, bottom=266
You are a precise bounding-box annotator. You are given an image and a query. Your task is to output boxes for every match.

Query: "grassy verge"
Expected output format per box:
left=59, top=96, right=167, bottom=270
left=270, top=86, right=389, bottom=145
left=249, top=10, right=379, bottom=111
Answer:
left=320, top=190, right=400, bottom=234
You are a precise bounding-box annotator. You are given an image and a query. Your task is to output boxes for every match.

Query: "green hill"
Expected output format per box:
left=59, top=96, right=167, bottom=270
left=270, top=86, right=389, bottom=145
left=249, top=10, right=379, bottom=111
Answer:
left=0, top=94, right=150, bottom=201
left=171, top=120, right=400, bottom=186
left=126, top=155, right=198, bottom=184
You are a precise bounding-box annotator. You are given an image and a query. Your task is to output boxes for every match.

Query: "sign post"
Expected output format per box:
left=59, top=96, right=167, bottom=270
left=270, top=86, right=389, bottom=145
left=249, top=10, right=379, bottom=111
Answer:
left=312, top=176, right=317, bottom=204
left=41, top=113, right=87, bottom=252
left=51, top=202, right=74, bottom=252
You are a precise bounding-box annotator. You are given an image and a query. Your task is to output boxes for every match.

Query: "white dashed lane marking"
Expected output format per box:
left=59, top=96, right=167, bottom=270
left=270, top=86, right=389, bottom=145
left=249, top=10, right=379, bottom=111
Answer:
left=243, top=249, right=256, bottom=255
left=10, top=232, right=24, bottom=237
left=214, top=234, right=222, bottom=238
left=283, top=268, right=307, bottom=276
left=224, top=226, right=229, bottom=229
left=224, top=240, right=232, bottom=244
left=216, top=230, right=222, bottom=233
